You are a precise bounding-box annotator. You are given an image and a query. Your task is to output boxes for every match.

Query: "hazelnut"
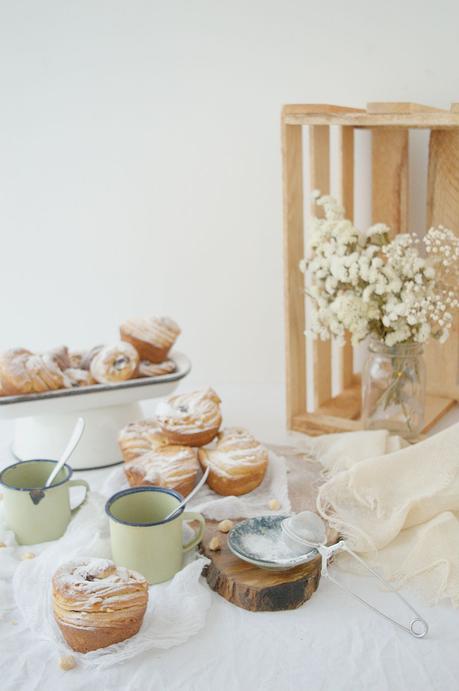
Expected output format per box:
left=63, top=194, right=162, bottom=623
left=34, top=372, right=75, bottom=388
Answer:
left=58, top=655, right=76, bottom=671
left=217, top=519, right=233, bottom=533
left=209, top=536, right=221, bottom=551
left=268, top=499, right=281, bottom=511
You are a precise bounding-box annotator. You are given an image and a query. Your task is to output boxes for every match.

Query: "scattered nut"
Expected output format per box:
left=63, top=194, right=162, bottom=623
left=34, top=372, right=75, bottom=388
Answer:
left=58, top=655, right=76, bottom=671
left=217, top=519, right=234, bottom=534
left=21, top=552, right=36, bottom=560
left=209, top=536, right=221, bottom=551
left=10, top=619, right=17, bottom=625
left=268, top=499, right=281, bottom=511
left=0, top=542, right=6, bottom=549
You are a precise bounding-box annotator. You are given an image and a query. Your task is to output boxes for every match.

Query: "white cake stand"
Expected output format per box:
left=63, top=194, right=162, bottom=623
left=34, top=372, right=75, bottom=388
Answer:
left=0, top=351, right=191, bottom=470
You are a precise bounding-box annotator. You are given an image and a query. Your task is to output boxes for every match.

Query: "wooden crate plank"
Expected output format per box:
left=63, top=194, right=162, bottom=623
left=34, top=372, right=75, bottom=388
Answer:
left=422, top=394, right=456, bottom=433
left=426, top=129, right=459, bottom=229
left=372, top=128, right=409, bottom=236
left=339, top=335, right=354, bottom=391
left=338, top=126, right=354, bottom=217
left=292, top=412, right=363, bottom=436
left=293, top=395, right=454, bottom=437
left=309, top=126, right=331, bottom=408
left=337, top=126, right=354, bottom=390
left=283, top=104, right=365, bottom=117
left=309, top=125, right=330, bottom=210
left=424, top=126, right=459, bottom=400
left=367, top=102, right=449, bottom=114
left=316, top=384, right=361, bottom=420
left=283, top=110, right=459, bottom=129
left=282, top=124, right=306, bottom=426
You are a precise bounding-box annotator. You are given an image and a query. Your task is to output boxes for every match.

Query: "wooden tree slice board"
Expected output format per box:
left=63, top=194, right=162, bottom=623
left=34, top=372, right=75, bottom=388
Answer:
left=200, top=448, right=326, bottom=612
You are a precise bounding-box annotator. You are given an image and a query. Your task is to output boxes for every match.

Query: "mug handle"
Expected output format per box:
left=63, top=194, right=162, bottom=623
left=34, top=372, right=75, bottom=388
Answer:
left=182, top=511, right=205, bottom=552
left=68, top=479, right=90, bottom=512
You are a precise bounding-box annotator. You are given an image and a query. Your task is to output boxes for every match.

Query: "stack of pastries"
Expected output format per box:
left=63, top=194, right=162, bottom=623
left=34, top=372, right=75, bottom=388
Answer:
left=0, top=316, right=180, bottom=396
left=118, top=387, right=269, bottom=497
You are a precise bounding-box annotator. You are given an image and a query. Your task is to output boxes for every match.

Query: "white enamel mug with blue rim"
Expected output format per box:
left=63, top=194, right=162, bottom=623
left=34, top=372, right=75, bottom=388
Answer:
left=106, top=486, right=205, bottom=584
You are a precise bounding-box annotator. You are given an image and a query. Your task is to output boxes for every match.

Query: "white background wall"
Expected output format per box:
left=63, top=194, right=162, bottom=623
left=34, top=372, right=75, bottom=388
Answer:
left=0, top=0, right=458, bottom=433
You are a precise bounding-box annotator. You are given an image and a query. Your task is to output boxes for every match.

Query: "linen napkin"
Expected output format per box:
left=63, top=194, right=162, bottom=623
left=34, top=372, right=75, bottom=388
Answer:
left=102, top=449, right=291, bottom=520
left=1, top=492, right=211, bottom=669
left=306, top=422, right=459, bottom=606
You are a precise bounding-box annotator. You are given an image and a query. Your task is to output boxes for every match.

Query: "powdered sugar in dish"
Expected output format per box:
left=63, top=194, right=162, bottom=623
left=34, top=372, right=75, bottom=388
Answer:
left=228, top=515, right=315, bottom=567
left=239, top=532, right=304, bottom=561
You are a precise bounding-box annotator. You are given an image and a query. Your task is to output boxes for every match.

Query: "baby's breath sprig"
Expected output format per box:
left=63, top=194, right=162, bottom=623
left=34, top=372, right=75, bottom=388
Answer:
left=300, top=193, right=459, bottom=347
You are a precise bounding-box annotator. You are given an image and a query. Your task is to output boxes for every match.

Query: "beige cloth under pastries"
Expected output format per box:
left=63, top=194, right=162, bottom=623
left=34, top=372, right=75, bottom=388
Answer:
left=297, top=423, right=459, bottom=606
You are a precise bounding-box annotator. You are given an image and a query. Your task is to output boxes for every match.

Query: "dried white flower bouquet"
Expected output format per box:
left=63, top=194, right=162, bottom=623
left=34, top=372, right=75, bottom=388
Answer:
left=300, top=192, right=459, bottom=437
left=300, top=192, right=459, bottom=347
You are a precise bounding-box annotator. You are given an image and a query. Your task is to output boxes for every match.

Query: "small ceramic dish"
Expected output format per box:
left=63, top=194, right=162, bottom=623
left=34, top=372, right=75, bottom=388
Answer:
left=227, top=515, right=318, bottom=571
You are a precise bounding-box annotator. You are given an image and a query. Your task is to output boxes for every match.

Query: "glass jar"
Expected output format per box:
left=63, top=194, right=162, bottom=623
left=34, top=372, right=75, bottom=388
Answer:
left=362, top=339, right=426, bottom=441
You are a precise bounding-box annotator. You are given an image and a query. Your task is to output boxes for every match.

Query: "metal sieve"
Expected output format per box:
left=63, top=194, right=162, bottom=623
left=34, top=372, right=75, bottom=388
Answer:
left=281, top=511, right=429, bottom=639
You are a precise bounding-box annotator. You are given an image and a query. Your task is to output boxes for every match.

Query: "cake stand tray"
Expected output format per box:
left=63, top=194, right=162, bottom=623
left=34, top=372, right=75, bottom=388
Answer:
left=0, top=351, right=191, bottom=470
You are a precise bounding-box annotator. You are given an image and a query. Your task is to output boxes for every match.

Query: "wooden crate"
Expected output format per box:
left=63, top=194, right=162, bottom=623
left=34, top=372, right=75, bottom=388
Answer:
left=282, top=102, right=459, bottom=436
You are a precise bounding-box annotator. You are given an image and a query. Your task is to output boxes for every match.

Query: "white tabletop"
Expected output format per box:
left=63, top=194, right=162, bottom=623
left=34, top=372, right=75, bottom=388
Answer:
left=1, top=383, right=459, bottom=691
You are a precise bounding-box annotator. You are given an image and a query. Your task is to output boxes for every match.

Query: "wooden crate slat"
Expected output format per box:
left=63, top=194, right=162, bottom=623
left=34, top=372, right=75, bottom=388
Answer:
left=426, top=129, right=459, bottom=229
left=282, top=123, right=306, bottom=426
left=424, top=126, right=459, bottom=400
left=283, top=104, right=365, bottom=117
left=309, top=125, right=332, bottom=408
left=292, top=412, right=363, bottom=435
left=283, top=109, right=459, bottom=129
left=337, top=125, right=354, bottom=390
left=292, top=394, right=454, bottom=436
left=372, top=128, right=409, bottom=236
left=423, top=394, right=456, bottom=432
left=316, top=383, right=361, bottom=420
left=367, top=102, right=450, bottom=114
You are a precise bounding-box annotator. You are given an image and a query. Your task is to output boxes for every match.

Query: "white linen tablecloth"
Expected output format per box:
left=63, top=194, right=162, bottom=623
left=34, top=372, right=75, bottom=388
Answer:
left=2, top=410, right=459, bottom=691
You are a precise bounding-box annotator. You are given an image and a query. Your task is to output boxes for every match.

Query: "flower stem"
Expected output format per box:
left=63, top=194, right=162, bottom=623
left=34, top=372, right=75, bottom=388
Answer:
left=372, top=365, right=413, bottom=433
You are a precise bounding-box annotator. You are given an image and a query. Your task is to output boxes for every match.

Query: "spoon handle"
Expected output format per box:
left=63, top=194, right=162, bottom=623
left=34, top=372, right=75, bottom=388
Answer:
left=164, top=466, right=210, bottom=521
left=45, top=417, right=86, bottom=488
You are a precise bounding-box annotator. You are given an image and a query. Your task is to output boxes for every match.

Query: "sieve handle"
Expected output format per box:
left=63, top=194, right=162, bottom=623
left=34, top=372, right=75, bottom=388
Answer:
left=319, top=542, right=429, bottom=639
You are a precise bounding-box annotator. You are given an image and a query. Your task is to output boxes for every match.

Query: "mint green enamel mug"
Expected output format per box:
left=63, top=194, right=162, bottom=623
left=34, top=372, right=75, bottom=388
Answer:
left=0, top=459, right=89, bottom=545
left=106, top=487, right=205, bottom=584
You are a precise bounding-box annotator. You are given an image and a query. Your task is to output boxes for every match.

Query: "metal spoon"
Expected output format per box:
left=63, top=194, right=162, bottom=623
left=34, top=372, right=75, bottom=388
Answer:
left=164, top=466, right=210, bottom=521
left=45, top=417, right=86, bottom=488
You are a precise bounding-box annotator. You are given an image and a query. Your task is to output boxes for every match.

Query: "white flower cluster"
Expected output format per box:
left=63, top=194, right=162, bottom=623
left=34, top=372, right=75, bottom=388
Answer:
left=301, top=194, right=459, bottom=347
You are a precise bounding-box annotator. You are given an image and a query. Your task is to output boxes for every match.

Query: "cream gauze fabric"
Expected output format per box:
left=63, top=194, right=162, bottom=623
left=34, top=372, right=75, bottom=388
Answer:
left=301, top=423, right=459, bottom=606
